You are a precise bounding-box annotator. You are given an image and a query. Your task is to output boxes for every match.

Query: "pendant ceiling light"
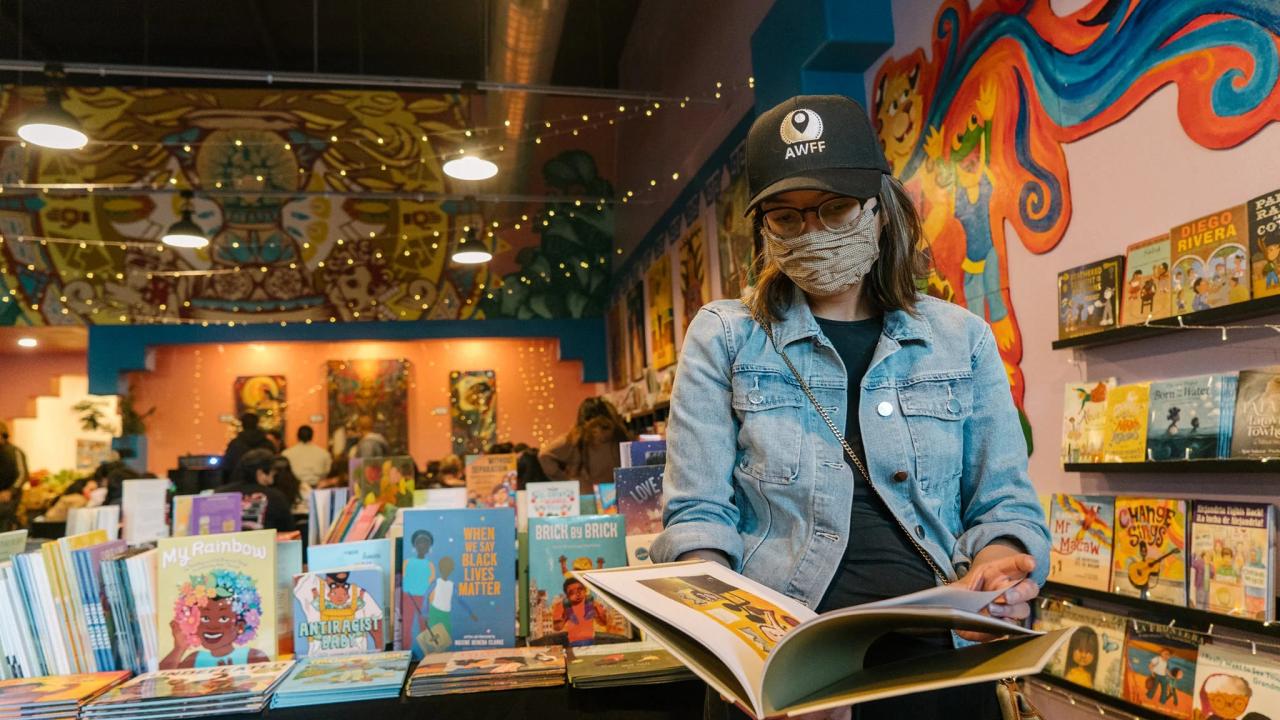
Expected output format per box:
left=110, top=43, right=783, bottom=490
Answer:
left=17, top=66, right=88, bottom=150
left=450, top=204, right=493, bottom=264
left=162, top=190, right=209, bottom=249
left=443, top=85, right=497, bottom=182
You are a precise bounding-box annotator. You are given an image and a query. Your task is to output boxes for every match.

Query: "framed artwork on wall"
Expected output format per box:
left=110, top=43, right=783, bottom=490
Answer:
left=449, top=370, right=497, bottom=457
left=326, top=359, right=411, bottom=456
left=233, top=375, right=287, bottom=434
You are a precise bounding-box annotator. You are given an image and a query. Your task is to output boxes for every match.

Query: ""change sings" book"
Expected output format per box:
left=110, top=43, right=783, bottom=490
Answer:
left=1111, top=498, right=1187, bottom=605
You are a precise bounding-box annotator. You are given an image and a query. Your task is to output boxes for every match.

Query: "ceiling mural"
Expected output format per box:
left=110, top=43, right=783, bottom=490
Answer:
left=0, top=86, right=615, bottom=326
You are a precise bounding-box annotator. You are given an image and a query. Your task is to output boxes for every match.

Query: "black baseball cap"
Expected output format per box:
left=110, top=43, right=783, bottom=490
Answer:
left=744, top=94, right=890, bottom=215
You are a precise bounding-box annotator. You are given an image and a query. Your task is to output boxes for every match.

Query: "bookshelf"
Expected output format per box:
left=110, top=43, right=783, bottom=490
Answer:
left=624, top=400, right=669, bottom=435
left=1063, top=460, right=1279, bottom=474
left=1050, top=293, right=1280, bottom=350
left=1031, top=675, right=1165, bottom=720
left=1042, top=581, right=1280, bottom=640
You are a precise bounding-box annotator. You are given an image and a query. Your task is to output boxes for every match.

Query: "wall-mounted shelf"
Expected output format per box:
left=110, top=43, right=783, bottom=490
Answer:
left=1042, top=581, right=1280, bottom=639
left=1051, top=294, right=1280, bottom=350
left=1063, top=459, right=1279, bottom=474
left=624, top=400, right=670, bottom=434
left=1032, top=675, right=1163, bottom=720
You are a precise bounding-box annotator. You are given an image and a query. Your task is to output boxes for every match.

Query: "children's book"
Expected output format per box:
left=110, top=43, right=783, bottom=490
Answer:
left=593, top=483, right=617, bottom=514
left=527, top=481, right=581, bottom=518
left=579, top=561, right=1073, bottom=720
left=1247, top=188, right=1280, bottom=299
left=400, top=508, right=517, bottom=659
left=615, top=466, right=664, bottom=566
left=71, top=539, right=128, bottom=672
left=307, top=537, right=395, bottom=641
left=275, top=538, right=302, bottom=657
left=83, top=661, right=294, bottom=710
left=154, top=530, right=277, bottom=669
left=1102, top=382, right=1151, bottom=462
left=1171, top=204, right=1250, bottom=312
left=407, top=646, right=566, bottom=696
left=1192, top=641, right=1280, bottom=720
left=1060, top=379, right=1115, bottom=464
left=1111, top=498, right=1188, bottom=605
left=121, top=479, right=170, bottom=545
left=271, top=651, right=411, bottom=707
left=463, top=454, right=518, bottom=509
left=1057, top=256, right=1122, bottom=339
left=1230, top=367, right=1280, bottom=459
left=620, top=440, right=667, bottom=468
left=528, top=515, right=632, bottom=646
left=1037, top=602, right=1126, bottom=699
left=1047, top=494, right=1115, bottom=591
left=420, top=487, right=467, bottom=509
left=0, top=671, right=130, bottom=714
left=1146, top=374, right=1239, bottom=461
left=1121, top=235, right=1173, bottom=326
left=349, top=456, right=415, bottom=508
left=189, top=492, right=243, bottom=535
left=0, top=529, right=27, bottom=563
left=171, top=496, right=193, bottom=538
left=292, top=564, right=386, bottom=657
left=1122, top=620, right=1199, bottom=719
left=1189, top=501, right=1275, bottom=621
left=567, top=639, right=692, bottom=688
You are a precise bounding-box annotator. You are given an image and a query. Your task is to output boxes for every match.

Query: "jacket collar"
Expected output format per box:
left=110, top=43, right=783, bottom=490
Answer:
left=765, top=286, right=932, bottom=347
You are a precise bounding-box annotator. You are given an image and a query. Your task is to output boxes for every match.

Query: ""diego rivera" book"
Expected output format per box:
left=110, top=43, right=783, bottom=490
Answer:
left=155, top=530, right=277, bottom=669
left=1047, top=494, right=1114, bottom=591
left=1057, top=256, right=1122, bottom=339
left=1102, top=383, right=1151, bottom=463
left=1145, top=374, right=1238, bottom=461
left=1060, top=380, right=1114, bottom=464
left=400, top=508, right=516, bottom=659
left=1122, top=620, right=1199, bottom=719
left=1121, top=235, right=1172, bottom=326
left=577, top=561, right=1072, bottom=720
left=1230, top=367, right=1280, bottom=459
left=528, top=515, right=632, bottom=646
left=1171, top=204, right=1251, bottom=312
left=1189, top=501, right=1275, bottom=621
left=1111, top=498, right=1187, bottom=605
left=1191, top=641, right=1280, bottom=720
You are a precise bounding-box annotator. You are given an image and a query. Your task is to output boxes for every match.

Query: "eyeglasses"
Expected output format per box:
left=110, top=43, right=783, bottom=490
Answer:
left=760, top=196, right=875, bottom=239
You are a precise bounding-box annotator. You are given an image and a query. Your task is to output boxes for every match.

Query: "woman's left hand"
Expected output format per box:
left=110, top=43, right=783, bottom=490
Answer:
left=956, top=551, right=1039, bottom=642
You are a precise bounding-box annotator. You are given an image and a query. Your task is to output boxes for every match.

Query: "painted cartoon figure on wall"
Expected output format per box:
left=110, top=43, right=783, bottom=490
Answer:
left=872, top=0, right=1280, bottom=450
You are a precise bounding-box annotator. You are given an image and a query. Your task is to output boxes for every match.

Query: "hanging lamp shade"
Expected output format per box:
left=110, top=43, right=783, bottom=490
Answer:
left=450, top=225, right=492, bottom=264
left=162, top=191, right=209, bottom=248
left=17, top=89, right=88, bottom=150
left=443, top=154, right=498, bottom=181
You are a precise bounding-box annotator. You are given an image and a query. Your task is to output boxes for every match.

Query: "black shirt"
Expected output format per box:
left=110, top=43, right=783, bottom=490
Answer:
left=813, top=316, right=940, bottom=612
left=220, top=480, right=296, bottom=533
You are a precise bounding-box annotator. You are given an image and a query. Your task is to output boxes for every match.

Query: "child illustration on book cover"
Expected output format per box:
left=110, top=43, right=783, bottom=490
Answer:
left=413, top=555, right=477, bottom=655
left=640, top=575, right=802, bottom=660
left=293, top=570, right=384, bottom=656
left=161, top=570, right=269, bottom=669
left=1198, top=673, right=1269, bottom=720
left=1063, top=627, right=1099, bottom=688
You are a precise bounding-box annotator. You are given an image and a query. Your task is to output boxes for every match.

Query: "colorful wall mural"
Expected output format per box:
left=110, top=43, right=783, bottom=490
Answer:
left=326, top=358, right=411, bottom=456
left=232, top=374, right=286, bottom=433
left=870, top=0, right=1280, bottom=446
left=0, top=87, right=616, bottom=327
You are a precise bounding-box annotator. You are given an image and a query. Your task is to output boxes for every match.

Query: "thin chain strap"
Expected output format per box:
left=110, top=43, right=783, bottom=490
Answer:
left=758, top=316, right=950, bottom=584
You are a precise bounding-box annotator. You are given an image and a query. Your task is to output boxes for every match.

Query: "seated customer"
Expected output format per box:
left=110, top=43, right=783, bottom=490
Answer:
left=223, top=448, right=296, bottom=533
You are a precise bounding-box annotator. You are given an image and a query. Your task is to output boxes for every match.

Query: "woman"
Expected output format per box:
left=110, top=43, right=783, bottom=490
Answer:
left=223, top=448, right=296, bottom=533
left=538, top=397, right=632, bottom=493
left=651, top=95, right=1049, bottom=719
left=438, top=454, right=465, bottom=488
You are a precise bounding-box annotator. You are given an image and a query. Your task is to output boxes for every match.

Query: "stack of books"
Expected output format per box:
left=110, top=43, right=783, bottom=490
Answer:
left=272, top=652, right=411, bottom=708
left=406, top=647, right=566, bottom=696
left=567, top=640, right=692, bottom=688
left=0, top=671, right=130, bottom=720
left=82, top=662, right=295, bottom=719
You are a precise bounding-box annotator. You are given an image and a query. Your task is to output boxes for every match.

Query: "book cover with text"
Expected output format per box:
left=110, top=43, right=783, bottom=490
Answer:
left=1247, top=188, right=1280, bottom=299
left=1171, top=204, right=1250, bottom=312
left=614, top=466, right=664, bottom=566
left=1121, top=235, right=1172, bottom=326
left=1122, top=620, right=1199, bottom=719
left=400, top=508, right=516, bottom=659
left=1230, top=368, right=1280, bottom=459
left=292, top=565, right=386, bottom=657
left=1047, top=494, right=1114, bottom=591
left=528, top=515, right=631, bottom=646
left=1192, top=641, right=1280, bottom=720
left=308, top=538, right=395, bottom=636
left=1146, top=374, right=1238, bottom=461
left=1189, top=501, right=1275, bottom=621
left=190, top=493, right=243, bottom=536
left=1102, top=383, right=1151, bottom=463
left=1057, top=256, right=1122, bottom=339
left=464, top=454, right=518, bottom=509
left=1040, top=603, right=1126, bottom=699
left=1060, top=380, right=1114, bottom=464
left=1111, top=498, right=1187, bottom=605
left=155, top=530, right=277, bottom=669
left=527, top=481, right=581, bottom=519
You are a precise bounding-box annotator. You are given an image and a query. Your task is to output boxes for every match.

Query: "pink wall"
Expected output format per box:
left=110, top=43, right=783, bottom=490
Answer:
left=0, top=352, right=87, bottom=427
left=130, top=338, right=605, bottom=476
left=613, top=0, right=773, bottom=256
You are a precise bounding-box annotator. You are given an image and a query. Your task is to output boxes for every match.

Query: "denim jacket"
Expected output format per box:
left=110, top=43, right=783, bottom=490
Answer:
left=651, top=290, right=1050, bottom=609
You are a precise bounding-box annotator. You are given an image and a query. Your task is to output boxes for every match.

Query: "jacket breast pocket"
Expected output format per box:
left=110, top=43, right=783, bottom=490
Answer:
left=731, top=369, right=804, bottom=485
left=897, top=377, right=973, bottom=494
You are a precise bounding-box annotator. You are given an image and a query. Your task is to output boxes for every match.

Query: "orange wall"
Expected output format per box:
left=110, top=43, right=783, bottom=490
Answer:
left=131, top=338, right=604, bottom=476
left=0, top=352, right=88, bottom=427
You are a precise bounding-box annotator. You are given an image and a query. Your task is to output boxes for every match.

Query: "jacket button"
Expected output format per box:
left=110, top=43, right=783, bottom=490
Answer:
left=892, top=470, right=909, bottom=482
left=748, top=391, right=763, bottom=405
left=915, top=525, right=925, bottom=538
left=876, top=401, right=894, bottom=417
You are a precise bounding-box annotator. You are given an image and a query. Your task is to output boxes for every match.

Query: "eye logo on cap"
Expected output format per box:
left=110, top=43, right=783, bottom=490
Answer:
left=780, top=109, right=823, bottom=145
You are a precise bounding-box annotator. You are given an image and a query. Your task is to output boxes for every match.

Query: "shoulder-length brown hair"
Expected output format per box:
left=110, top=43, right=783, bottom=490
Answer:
left=746, top=174, right=924, bottom=323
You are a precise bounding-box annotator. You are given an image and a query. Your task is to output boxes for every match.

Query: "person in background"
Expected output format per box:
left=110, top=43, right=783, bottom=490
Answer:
left=282, top=425, right=331, bottom=490
left=437, top=454, right=465, bottom=488
left=515, top=448, right=550, bottom=490
left=223, top=448, right=296, bottom=532
left=272, top=456, right=305, bottom=514
left=0, top=422, right=27, bottom=531
left=265, top=428, right=284, bottom=452
left=221, top=413, right=273, bottom=482
left=95, top=459, right=142, bottom=506
left=538, top=397, right=632, bottom=494
left=417, top=460, right=441, bottom=490
left=486, top=442, right=515, bottom=455
left=350, top=415, right=390, bottom=459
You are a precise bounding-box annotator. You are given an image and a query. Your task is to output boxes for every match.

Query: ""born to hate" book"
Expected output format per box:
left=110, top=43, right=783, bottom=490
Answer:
left=155, top=530, right=277, bottom=670
left=528, top=515, right=631, bottom=646
left=1230, top=367, right=1280, bottom=459
left=1189, top=501, right=1275, bottom=621
left=1111, top=498, right=1187, bottom=605
left=1145, top=374, right=1238, bottom=461
left=1047, top=494, right=1114, bottom=591
left=400, top=508, right=516, bottom=659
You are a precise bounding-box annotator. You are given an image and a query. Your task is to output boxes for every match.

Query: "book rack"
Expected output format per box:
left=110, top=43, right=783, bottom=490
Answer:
left=1051, top=293, right=1280, bottom=350
left=1042, top=581, right=1280, bottom=640
left=1031, top=675, right=1165, bottom=720
left=1063, top=460, right=1279, bottom=474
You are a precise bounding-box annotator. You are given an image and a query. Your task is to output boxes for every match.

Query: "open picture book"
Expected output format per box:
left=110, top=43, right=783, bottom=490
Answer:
left=576, top=560, right=1074, bottom=719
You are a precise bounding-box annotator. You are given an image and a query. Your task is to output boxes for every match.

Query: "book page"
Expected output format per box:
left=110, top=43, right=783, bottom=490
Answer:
left=857, top=583, right=1004, bottom=613
left=578, top=561, right=815, bottom=717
